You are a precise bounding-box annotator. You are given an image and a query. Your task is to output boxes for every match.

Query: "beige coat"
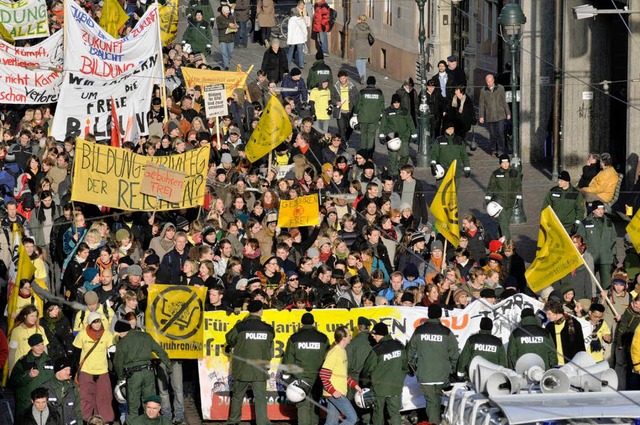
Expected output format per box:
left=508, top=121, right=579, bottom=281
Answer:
left=257, top=0, right=276, bottom=28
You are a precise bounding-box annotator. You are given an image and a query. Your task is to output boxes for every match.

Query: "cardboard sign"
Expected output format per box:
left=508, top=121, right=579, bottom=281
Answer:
left=204, top=84, right=228, bottom=118
left=140, top=163, right=187, bottom=203
left=277, top=194, right=320, bottom=228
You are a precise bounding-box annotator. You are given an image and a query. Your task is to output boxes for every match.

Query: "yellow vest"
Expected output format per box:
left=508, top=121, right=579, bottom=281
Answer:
left=73, top=329, right=115, bottom=375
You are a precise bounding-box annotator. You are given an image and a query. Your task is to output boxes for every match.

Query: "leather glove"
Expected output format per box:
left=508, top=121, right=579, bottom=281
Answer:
left=464, top=166, right=471, bottom=178
left=483, top=195, right=491, bottom=208
left=430, top=164, right=437, bottom=176
left=379, top=134, right=386, bottom=144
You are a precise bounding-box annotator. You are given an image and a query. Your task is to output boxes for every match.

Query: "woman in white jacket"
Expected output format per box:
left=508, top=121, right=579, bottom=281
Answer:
left=287, top=1, right=309, bottom=69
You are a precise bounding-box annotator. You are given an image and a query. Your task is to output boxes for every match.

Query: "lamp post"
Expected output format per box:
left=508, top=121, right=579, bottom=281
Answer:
left=415, top=0, right=431, bottom=169
left=498, top=3, right=527, bottom=224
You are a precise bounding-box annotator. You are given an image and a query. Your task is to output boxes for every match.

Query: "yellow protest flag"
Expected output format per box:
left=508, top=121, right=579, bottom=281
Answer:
left=245, top=95, right=293, bottom=163
left=99, top=0, right=129, bottom=38
left=181, top=66, right=251, bottom=98
left=145, top=284, right=206, bottom=359
left=0, top=21, right=14, bottom=44
left=626, top=209, right=640, bottom=253
left=430, top=160, right=460, bottom=247
left=278, top=194, right=320, bottom=228
left=159, top=0, right=179, bottom=46
left=525, top=206, right=585, bottom=293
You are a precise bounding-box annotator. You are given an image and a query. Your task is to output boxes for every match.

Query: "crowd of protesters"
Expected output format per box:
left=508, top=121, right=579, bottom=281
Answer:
left=2, top=0, right=640, bottom=425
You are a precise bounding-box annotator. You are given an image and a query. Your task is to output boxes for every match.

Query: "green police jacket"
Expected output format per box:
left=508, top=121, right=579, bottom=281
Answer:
left=456, top=330, right=507, bottom=380
left=282, top=325, right=329, bottom=382
left=9, top=351, right=55, bottom=419
left=43, top=377, right=83, bottom=425
left=362, top=334, right=408, bottom=397
left=577, top=213, right=617, bottom=265
left=542, top=185, right=585, bottom=230
left=114, top=330, right=170, bottom=380
left=379, top=106, right=416, bottom=142
left=346, top=330, right=373, bottom=383
left=431, top=133, right=470, bottom=174
left=506, top=315, right=558, bottom=370
left=225, top=314, right=275, bottom=382
left=487, top=166, right=522, bottom=207
left=407, top=318, right=459, bottom=384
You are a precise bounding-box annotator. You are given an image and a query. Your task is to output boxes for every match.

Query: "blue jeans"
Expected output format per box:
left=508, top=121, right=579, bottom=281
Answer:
left=325, top=396, right=358, bottom=425
left=287, top=44, right=305, bottom=68
left=219, top=42, right=234, bottom=68
left=356, top=58, right=367, bottom=79
left=234, top=20, right=248, bottom=47
left=158, top=361, right=185, bottom=421
left=317, top=31, right=328, bottom=54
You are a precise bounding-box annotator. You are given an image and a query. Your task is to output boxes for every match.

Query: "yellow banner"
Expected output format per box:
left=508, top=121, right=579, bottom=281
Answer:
left=525, top=206, right=585, bottom=293
left=71, top=138, right=210, bottom=211
left=626, top=209, right=640, bottom=253
left=430, top=160, right=460, bottom=247
left=0, top=21, right=14, bottom=43
left=146, top=284, right=207, bottom=359
left=277, top=194, right=320, bottom=228
left=99, top=0, right=129, bottom=38
left=245, top=95, right=293, bottom=163
left=159, top=0, right=179, bottom=46
left=181, top=66, right=251, bottom=98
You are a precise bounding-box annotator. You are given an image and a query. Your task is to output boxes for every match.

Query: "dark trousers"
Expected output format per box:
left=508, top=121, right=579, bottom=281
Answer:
left=487, top=119, right=506, bottom=154
left=227, top=380, right=271, bottom=425
left=372, top=394, right=401, bottom=425
left=419, top=383, right=444, bottom=424
left=337, top=112, right=353, bottom=146
left=498, top=206, right=513, bottom=239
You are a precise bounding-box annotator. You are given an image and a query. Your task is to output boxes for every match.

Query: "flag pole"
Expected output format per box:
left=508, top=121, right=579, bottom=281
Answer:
left=155, top=0, right=170, bottom=124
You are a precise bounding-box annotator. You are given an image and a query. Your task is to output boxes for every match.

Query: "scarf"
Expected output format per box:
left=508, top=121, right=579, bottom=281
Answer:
left=36, top=201, right=55, bottom=222
left=243, top=246, right=261, bottom=259
left=451, top=94, right=467, bottom=114
left=119, top=242, right=132, bottom=256
left=96, top=258, right=114, bottom=273
left=32, top=406, right=50, bottom=425
left=86, top=324, right=105, bottom=341
left=319, top=251, right=331, bottom=263
left=335, top=250, right=348, bottom=261
left=43, top=313, right=62, bottom=331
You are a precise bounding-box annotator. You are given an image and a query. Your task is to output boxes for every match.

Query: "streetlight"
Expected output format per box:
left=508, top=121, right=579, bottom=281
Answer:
left=573, top=4, right=640, bottom=20
left=498, top=3, right=527, bottom=224
left=415, top=0, right=431, bottom=169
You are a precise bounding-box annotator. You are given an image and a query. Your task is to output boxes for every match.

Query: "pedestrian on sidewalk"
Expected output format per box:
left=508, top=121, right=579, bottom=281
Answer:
left=351, top=15, right=373, bottom=84
left=287, top=1, right=309, bottom=69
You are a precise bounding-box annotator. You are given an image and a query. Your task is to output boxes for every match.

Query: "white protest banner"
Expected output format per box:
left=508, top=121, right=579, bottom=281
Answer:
left=50, top=1, right=162, bottom=141
left=204, top=84, right=228, bottom=118
left=276, top=164, right=294, bottom=180
left=0, top=0, right=49, bottom=40
left=0, top=30, right=63, bottom=104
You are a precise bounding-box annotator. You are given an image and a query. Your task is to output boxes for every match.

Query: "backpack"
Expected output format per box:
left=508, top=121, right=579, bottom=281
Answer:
left=329, top=8, right=337, bottom=29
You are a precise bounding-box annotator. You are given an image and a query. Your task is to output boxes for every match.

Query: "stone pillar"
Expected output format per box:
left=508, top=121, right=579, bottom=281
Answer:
left=627, top=0, right=640, bottom=162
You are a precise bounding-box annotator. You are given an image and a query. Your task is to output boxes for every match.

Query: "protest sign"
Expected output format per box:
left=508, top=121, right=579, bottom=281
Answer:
left=0, top=0, right=49, bottom=40
left=276, top=164, right=295, bottom=180
left=203, top=84, right=228, bottom=118
left=626, top=208, right=640, bottom=253
left=277, top=194, right=320, bottom=228
left=245, top=96, right=293, bottom=162
left=50, top=2, right=161, bottom=141
left=181, top=66, right=250, bottom=98
left=199, top=295, right=584, bottom=420
left=0, top=30, right=63, bottom=104
left=146, top=284, right=206, bottom=359
left=99, top=0, right=129, bottom=38
left=71, top=138, right=210, bottom=211
left=159, top=0, right=179, bottom=46
left=140, top=163, right=187, bottom=204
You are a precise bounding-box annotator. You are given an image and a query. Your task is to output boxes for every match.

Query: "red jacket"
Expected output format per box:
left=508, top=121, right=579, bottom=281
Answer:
left=313, top=1, right=331, bottom=33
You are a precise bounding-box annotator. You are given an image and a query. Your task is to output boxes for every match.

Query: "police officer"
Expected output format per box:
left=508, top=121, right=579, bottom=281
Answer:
left=346, top=316, right=374, bottom=425
left=430, top=121, right=471, bottom=181
left=282, top=312, right=329, bottom=425
left=379, top=94, right=416, bottom=178
left=42, top=357, right=82, bottom=425
left=307, top=51, right=334, bottom=90
left=577, top=200, right=617, bottom=283
left=354, top=76, right=385, bottom=158
left=362, top=322, right=407, bottom=425
left=407, top=304, right=459, bottom=424
left=506, top=308, right=557, bottom=370
left=127, top=395, right=172, bottom=425
left=542, top=170, right=585, bottom=232
left=485, top=154, right=522, bottom=239
left=456, top=317, right=506, bottom=380
left=225, top=300, right=275, bottom=425
left=113, top=320, right=171, bottom=418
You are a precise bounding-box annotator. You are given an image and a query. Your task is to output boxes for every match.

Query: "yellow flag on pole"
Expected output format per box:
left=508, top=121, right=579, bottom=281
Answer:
left=245, top=96, right=293, bottom=163
left=0, top=21, right=14, bottom=44
left=99, top=0, right=130, bottom=38
left=159, top=0, right=179, bottom=46
left=626, top=209, right=640, bottom=253
left=525, top=206, right=585, bottom=293
left=429, top=160, right=460, bottom=247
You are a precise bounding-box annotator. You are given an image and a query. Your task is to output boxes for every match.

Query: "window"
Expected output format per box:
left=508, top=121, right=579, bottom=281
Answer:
left=367, top=0, right=375, bottom=20
left=381, top=48, right=387, bottom=70
left=384, top=0, right=392, bottom=26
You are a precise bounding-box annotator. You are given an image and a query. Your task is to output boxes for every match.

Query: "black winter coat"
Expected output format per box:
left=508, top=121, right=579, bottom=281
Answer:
left=40, top=315, right=74, bottom=362
left=261, top=47, right=289, bottom=83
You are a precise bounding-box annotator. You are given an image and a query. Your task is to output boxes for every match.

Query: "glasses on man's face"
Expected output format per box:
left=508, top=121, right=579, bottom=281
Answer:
left=289, top=277, right=299, bottom=282
left=261, top=184, right=269, bottom=188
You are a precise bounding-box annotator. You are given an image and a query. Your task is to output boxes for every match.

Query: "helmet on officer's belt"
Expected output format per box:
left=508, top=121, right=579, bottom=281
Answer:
left=349, top=115, right=359, bottom=130
left=114, top=379, right=127, bottom=404
left=286, top=379, right=312, bottom=403
left=354, top=388, right=376, bottom=409
left=433, top=164, right=445, bottom=180
left=486, top=201, right=503, bottom=218
left=386, top=133, right=401, bottom=152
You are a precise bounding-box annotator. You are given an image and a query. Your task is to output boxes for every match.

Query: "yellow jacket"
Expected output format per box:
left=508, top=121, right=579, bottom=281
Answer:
left=632, top=324, right=640, bottom=372
left=73, top=328, right=115, bottom=375
left=73, top=304, right=115, bottom=333
left=8, top=324, right=49, bottom=374
left=582, top=165, right=618, bottom=202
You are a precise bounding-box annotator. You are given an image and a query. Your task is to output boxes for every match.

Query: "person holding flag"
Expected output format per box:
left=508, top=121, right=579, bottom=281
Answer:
left=576, top=200, right=617, bottom=284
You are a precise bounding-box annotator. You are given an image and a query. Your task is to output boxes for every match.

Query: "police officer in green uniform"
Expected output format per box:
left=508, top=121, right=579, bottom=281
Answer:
left=486, top=154, right=522, bottom=239
left=430, top=121, right=471, bottom=181
left=42, top=357, right=83, bottom=425
left=225, top=300, right=275, bottom=425
left=113, top=320, right=171, bottom=419
left=127, top=395, right=172, bottom=425
left=282, top=312, right=329, bottom=425
left=407, top=305, right=459, bottom=425
left=456, top=318, right=507, bottom=380
left=355, top=76, right=386, bottom=158
left=362, top=322, right=407, bottom=425
left=9, top=334, right=55, bottom=422
left=346, top=316, right=374, bottom=424
left=542, top=170, right=585, bottom=232
left=379, top=94, right=417, bottom=178
left=577, top=200, right=617, bottom=283
left=507, top=308, right=557, bottom=370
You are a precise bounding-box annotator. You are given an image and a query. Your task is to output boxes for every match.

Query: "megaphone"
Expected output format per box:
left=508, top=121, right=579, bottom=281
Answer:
left=469, top=356, right=527, bottom=396
left=540, top=358, right=618, bottom=393
left=570, top=368, right=618, bottom=392
left=514, top=353, right=546, bottom=383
